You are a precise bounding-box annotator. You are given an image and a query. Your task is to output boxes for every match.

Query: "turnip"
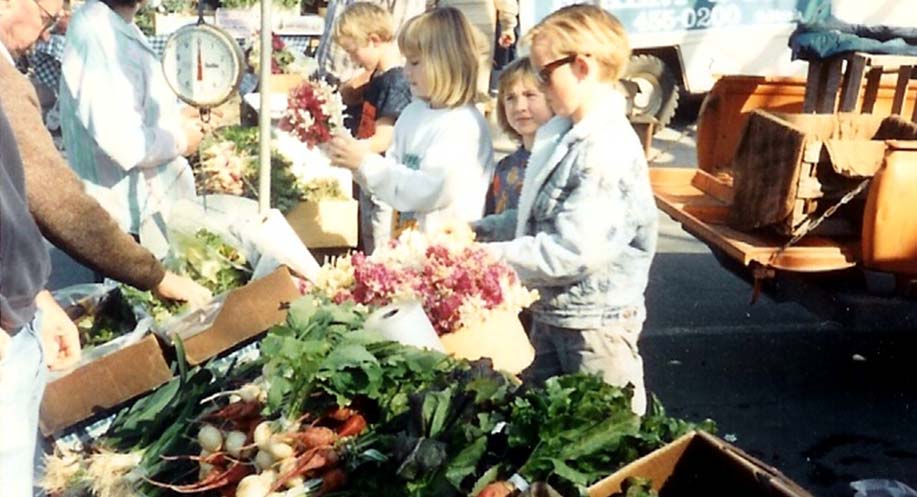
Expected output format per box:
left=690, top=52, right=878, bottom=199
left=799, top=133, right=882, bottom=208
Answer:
left=259, top=469, right=277, bottom=485
left=197, top=424, right=223, bottom=452
left=278, top=457, right=295, bottom=476
left=268, top=440, right=294, bottom=460
left=254, top=422, right=273, bottom=449
left=254, top=449, right=274, bottom=471
left=236, top=474, right=270, bottom=497
left=224, top=431, right=248, bottom=458
left=238, top=383, right=263, bottom=403
left=285, top=476, right=304, bottom=489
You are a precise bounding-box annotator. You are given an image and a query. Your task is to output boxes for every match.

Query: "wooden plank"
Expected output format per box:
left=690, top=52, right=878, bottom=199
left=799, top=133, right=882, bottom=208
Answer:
left=892, top=66, right=911, bottom=115
left=803, top=61, right=823, bottom=112
left=817, top=57, right=845, bottom=113
left=862, top=66, right=883, bottom=113
left=651, top=167, right=858, bottom=272
left=838, top=53, right=867, bottom=112
left=690, top=169, right=734, bottom=204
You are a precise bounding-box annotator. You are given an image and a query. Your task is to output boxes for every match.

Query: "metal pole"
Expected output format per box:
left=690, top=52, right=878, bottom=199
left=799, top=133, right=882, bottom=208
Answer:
left=258, top=0, right=273, bottom=216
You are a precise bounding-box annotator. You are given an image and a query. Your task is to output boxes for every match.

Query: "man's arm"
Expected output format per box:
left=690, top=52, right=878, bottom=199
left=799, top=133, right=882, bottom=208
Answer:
left=1, top=61, right=211, bottom=306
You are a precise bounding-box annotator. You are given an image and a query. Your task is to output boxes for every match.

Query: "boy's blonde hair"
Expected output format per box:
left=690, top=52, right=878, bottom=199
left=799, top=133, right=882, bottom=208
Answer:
left=398, top=7, right=478, bottom=108
left=333, top=2, right=395, bottom=45
left=523, top=4, right=631, bottom=83
left=496, top=57, right=540, bottom=141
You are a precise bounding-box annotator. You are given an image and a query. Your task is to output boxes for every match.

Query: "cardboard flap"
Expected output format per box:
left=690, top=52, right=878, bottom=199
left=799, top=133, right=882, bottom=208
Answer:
left=823, top=140, right=887, bottom=177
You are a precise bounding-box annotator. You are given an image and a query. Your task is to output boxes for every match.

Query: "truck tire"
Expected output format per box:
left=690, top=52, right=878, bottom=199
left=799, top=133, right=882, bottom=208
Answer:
left=623, top=54, right=679, bottom=128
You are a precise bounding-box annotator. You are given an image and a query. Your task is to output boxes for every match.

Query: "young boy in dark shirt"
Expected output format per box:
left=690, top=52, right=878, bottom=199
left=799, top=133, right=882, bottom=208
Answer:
left=333, top=2, right=412, bottom=253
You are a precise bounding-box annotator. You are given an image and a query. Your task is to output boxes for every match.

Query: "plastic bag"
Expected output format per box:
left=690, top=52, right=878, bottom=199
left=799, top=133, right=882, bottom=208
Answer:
left=138, top=195, right=318, bottom=339
left=50, top=284, right=153, bottom=376
left=851, top=480, right=917, bottom=497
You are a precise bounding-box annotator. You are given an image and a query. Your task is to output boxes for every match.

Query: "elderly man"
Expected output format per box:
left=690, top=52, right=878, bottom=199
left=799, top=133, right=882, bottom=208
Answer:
left=0, top=3, right=210, bottom=492
left=0, top=100, right=66, bottom=495
left=0, top=0, right=211, bottom=308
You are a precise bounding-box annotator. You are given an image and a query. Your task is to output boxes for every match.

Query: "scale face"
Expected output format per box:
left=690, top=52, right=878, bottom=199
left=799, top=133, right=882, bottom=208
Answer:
left=161, top=24, right=244, bottom=109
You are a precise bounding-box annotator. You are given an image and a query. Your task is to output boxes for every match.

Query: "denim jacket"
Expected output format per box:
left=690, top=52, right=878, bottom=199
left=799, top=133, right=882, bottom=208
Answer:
left=477, top=91, right=657, bottom=328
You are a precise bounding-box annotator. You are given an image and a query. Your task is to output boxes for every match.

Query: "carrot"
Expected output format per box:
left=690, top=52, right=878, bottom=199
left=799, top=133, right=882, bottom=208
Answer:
left=292, top=426, right=337, bottom=449
left=204, top=400, right=261, bottom=422
left=145, top=462, right=251, bottom=493
left=476, top=481, right=515, bottom=497
left=269, top=447, right=338, bottom=493
left=336, top=414, right=367, bottom=437
left=327, top=407, right=355, bottom=421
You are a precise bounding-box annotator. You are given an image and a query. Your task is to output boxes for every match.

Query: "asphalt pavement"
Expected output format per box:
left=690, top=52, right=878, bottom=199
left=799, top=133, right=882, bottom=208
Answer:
left=640, top=116, right=917, bottom=497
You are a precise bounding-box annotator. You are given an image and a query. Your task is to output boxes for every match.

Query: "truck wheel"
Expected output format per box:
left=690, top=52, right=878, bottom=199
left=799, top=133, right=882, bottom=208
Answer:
left=623, top=54, right=679, bottom=128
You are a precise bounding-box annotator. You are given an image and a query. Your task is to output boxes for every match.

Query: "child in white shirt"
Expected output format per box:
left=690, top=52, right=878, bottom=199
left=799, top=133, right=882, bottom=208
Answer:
left=327, top=6, right=495, bottom=233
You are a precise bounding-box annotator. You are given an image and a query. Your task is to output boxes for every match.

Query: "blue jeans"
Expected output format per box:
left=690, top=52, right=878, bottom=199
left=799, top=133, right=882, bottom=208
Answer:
left=0, top=312, right=47, bottom=497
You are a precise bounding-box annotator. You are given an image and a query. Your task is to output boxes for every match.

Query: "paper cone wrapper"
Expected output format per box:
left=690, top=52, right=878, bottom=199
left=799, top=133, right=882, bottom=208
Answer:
left=440, top=310, right=534, bottom=375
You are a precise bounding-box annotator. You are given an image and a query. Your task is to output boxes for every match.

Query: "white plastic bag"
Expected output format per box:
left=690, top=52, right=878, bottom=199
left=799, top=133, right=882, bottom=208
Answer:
left=852, top=480, right=917, bottom=497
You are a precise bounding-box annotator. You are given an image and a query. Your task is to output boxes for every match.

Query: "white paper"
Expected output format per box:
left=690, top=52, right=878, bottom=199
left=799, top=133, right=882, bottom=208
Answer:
left=363, top=301, right=445, bottom=352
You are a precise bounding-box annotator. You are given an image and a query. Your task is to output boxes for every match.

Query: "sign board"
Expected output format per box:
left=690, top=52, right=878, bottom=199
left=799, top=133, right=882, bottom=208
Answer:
left=519, top=0, right=831, bottom=38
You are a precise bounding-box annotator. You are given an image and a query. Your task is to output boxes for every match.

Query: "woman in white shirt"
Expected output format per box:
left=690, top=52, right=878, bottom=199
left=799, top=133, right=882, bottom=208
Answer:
left=59, top=0, right=202, bottom=235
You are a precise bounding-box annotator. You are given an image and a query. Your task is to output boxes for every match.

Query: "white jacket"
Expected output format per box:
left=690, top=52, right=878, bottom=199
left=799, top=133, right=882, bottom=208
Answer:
left=356, top=99, right=495, bottom=232
left=59, top=0, right=195, bottom=233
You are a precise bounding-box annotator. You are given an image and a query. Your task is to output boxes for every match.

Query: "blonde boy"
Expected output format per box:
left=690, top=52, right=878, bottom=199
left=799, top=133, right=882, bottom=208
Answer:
left=477, top=5, right=658, bottom=414
left=333, top=2, right=413, bottom=253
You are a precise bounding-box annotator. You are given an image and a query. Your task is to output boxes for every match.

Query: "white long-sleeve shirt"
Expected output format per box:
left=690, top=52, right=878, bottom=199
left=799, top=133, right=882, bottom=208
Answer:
left=59, top=0, right=195, bottom=233
left=356, top=99, right=495, bottom=232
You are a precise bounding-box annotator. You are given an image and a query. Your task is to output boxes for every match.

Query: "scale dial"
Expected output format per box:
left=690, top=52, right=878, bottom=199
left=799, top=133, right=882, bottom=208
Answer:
left=161, top=24, right=244, bottom=108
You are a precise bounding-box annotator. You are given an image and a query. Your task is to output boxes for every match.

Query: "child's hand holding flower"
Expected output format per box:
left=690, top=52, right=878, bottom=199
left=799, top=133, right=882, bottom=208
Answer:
left=327, top=134, right=370, bottom=171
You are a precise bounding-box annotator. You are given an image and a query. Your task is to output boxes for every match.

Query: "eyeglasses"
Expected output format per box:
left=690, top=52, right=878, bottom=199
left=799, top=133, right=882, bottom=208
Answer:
left=536, top=54, right=579, bottom=86
left=33, top=0, right=61, bottom=36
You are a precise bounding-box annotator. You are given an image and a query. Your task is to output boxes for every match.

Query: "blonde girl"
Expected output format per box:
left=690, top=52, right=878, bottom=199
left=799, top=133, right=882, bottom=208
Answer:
left=327, top=7, right=495, bottom=233
left=483, top=57, right=553, bottom=217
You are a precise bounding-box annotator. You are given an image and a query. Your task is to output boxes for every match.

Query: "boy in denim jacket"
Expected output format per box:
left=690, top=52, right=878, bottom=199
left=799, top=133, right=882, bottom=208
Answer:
left=474, top=4, right=657, bottom=414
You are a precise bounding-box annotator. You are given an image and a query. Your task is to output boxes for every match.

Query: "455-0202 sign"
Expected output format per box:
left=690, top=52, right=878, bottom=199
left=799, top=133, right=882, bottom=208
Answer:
left=521, top=0, right=830, bottom=35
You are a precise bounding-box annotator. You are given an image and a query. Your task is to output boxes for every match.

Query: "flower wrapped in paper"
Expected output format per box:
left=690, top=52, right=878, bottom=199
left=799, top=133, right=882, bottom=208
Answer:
left=312, top=225, right=539, bottom=373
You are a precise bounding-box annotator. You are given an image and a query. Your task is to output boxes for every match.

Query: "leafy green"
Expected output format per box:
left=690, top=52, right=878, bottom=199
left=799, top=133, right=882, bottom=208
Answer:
left=299, top=177, right=348, bottom=203
left=611, top=477, right=658, bottom=497
left=508, top=375, right=714, bottom=497
left=197, top=126, right=304, bottom=213
left=73, top=289, right=139, bottom=348
left=121, top=229, right=251, bottom=326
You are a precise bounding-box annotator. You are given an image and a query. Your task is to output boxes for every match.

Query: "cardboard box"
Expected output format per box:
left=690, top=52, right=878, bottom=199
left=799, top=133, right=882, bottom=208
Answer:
left=285, top=199, right=359, bottom=249
left=39, top=334, right=172, bottom=436
left=589, top=431, right=815, bottom=497
left=179, top=266, right=300, bottom=365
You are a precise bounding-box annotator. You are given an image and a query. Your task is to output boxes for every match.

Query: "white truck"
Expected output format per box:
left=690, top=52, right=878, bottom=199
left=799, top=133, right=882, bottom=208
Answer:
left=519, top=0, right=917, bottom=126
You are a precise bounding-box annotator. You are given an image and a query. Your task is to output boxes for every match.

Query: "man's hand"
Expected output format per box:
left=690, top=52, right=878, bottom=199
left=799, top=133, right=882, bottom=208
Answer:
left=327, top=134, right=370, bottom=171
left=154, top=271, right=213, bottom=308
left=35, top=290, right=81, bottom=372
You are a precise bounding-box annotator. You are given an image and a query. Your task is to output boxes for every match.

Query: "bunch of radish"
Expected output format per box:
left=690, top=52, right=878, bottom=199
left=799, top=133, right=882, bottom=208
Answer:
left=148, top=383, right=366, bottom=497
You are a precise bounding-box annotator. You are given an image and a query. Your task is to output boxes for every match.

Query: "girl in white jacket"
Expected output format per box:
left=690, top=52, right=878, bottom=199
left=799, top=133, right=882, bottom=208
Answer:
left=328, top=6, right=495, bottom=233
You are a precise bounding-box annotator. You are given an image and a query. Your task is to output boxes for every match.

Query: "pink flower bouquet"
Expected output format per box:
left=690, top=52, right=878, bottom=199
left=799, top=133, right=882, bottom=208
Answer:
left=312, top=229, right=538, bottom=336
